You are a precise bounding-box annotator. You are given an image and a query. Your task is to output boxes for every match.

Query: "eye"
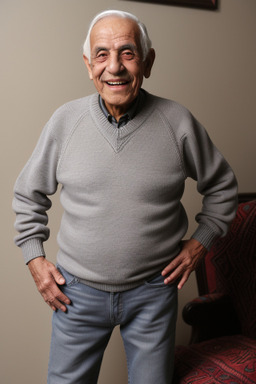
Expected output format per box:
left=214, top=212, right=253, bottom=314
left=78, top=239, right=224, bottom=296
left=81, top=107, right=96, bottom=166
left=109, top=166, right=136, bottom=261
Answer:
left=122, top=50, right=135, bottom=60
left=94, top=50, right=108, bottom=62
left=98, top=52, right=107, bottom=57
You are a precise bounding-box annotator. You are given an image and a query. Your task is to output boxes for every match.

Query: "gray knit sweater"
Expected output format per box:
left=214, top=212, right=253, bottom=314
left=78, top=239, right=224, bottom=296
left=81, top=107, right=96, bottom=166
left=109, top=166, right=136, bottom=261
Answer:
left=13, top=90, right=237, bottom=291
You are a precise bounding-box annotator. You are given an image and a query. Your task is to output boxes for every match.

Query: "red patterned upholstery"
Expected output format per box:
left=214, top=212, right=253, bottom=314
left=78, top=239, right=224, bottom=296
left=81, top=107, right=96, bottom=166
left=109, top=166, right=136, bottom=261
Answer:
left=174, top=335, right=256, bottom=383
left=173, top=198, right=256, bottom=383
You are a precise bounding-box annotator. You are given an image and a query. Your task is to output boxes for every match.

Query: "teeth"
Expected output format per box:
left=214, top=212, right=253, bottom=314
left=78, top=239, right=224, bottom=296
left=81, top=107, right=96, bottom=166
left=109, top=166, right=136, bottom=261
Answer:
left=107, top=81, right=127, bottom=85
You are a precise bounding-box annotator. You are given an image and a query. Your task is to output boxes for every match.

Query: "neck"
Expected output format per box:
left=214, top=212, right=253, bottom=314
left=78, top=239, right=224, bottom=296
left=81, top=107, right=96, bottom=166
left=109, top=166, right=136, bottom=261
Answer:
left=104, top=102, right=130, bottom=122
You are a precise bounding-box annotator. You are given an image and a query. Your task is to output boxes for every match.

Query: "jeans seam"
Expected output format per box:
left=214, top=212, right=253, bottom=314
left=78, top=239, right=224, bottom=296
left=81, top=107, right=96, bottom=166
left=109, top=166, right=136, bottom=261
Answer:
left=110, top=293, right=114, bottom=325
left=67, top=277, right=79, bottom=287
left=110, top=293, right=123, bottom=326
left=121, top=333, right=131, bottom=384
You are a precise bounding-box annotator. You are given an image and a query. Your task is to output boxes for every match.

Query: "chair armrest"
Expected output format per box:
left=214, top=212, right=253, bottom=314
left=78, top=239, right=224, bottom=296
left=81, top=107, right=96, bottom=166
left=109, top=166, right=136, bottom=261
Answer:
left=183, top=293, right=241, bottom=344
left=183, top=293, right=228, bottom=324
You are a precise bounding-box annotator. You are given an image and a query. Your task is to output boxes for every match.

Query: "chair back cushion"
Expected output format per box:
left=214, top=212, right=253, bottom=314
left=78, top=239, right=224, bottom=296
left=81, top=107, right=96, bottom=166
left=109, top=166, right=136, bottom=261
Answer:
left=198, top=200, right=256, bottom=338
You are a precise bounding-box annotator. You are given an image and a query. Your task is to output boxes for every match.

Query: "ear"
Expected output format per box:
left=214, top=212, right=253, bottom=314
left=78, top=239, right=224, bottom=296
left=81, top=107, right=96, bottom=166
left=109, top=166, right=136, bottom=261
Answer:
left=143, top=48, right=155, bottom=79
left=83, top=55, right=93, bottom=80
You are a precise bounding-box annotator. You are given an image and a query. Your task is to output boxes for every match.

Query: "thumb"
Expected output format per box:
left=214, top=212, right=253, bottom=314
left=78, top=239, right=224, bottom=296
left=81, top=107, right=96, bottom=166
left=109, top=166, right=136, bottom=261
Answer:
left=52, top=267, right=66, bottom=285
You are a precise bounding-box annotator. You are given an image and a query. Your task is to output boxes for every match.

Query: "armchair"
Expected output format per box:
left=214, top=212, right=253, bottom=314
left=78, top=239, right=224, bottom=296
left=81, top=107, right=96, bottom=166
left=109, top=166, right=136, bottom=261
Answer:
left=173, top=194, right=256, bottom=383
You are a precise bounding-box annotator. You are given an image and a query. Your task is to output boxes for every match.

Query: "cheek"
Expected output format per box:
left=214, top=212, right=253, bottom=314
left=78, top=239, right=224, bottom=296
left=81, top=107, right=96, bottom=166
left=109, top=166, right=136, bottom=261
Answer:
left=132, top=70, right=144, bottom=88
left=93, top=79, right=104, bottom=92
left=91, top=70, right=104, bottom=89
left=91, top=64, right=104, bottom=80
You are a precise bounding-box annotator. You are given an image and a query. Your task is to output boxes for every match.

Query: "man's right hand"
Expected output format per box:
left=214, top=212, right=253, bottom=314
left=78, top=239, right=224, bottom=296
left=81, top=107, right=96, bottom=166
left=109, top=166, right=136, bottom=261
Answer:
left=28, top=256, right=71, bottom=312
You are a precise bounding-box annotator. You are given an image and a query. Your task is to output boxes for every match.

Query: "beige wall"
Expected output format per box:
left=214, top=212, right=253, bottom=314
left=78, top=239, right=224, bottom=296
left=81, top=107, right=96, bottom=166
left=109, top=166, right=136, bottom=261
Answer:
left=2, top=0, right=256, bottom=382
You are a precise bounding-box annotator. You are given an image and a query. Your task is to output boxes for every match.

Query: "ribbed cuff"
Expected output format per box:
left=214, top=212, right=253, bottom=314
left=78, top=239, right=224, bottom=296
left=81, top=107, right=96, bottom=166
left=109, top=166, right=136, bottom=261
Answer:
left=191, top=224, right=218, bottom=251
left=20, top=238, right=46, bottom=264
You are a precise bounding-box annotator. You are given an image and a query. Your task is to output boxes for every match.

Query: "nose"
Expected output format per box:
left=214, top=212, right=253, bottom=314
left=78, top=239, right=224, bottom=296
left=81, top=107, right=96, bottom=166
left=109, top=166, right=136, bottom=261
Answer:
left=106, top=52, right=124, bottom=75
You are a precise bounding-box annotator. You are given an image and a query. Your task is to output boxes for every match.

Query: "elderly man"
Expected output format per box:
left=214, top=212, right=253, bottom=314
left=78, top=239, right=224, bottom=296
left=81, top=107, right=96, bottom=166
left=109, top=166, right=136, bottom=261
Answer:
left=13, top=10, right=237, bottom=384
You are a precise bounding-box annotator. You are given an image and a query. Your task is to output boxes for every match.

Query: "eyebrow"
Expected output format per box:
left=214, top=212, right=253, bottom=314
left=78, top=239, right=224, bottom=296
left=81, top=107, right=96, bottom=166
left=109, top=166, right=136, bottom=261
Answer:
left=119, top=44, right=137, bottom=52
left=94, top=47, right=109, bottom=55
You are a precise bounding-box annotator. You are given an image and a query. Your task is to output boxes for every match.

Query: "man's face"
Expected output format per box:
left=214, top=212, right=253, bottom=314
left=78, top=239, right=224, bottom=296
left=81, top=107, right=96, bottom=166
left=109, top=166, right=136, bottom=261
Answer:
left=84, top=16, right=154, bottom=120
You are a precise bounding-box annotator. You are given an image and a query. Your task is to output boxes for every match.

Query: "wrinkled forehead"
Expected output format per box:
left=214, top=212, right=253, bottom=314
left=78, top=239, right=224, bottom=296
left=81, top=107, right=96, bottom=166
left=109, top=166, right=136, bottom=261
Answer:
left=90, top=16, right=141, bottom=50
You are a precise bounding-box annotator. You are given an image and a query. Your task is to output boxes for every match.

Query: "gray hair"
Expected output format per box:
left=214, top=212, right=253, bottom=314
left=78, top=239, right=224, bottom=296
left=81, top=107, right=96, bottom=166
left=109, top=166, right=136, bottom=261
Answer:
left=83, top=10, right=152, bottom=63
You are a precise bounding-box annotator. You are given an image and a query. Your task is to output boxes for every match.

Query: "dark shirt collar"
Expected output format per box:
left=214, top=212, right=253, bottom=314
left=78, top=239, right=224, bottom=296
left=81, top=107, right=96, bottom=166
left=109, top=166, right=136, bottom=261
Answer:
left=99, top=90, right=141, bottom=128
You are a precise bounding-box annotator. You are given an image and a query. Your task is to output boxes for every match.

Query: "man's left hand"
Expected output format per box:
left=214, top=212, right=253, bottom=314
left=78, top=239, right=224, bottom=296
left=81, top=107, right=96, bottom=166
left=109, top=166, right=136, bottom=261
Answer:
left=161, top=238, right=207, bottom=289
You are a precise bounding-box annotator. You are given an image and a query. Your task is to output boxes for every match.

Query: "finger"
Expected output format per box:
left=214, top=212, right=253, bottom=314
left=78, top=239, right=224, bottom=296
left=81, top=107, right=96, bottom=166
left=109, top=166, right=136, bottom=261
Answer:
left=51, top=298, right=68, bottom=312
left=161, top=259, right=180, bottom=276
left=42, top=280, right=71, bottom=311
left=54, top=301, right=68, bottom=312
left=177, top=271, right=190, bottom=290
left=163, top=264, right=184, bottom=285
left=52, top=283, right=71, bottom=307
left=44, top=292, right=68, bottom=312
left=163, top=272, right=179, bottom=285
left=178, top=275, right=189, bottom=290
left=54, top=298, right=69, bottom=312
left=56, top=290, right=71, bottom=306
left=49, top=301, right=65, bottom=312
left=50, top=267, right=71, bottom=306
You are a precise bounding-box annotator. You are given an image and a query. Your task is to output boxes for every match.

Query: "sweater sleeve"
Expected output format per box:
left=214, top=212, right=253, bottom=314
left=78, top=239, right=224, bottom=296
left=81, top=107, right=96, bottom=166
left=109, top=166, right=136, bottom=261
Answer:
left=13, top=119, right=59, bottom=264
left=181, top=115, right=238, bottom=250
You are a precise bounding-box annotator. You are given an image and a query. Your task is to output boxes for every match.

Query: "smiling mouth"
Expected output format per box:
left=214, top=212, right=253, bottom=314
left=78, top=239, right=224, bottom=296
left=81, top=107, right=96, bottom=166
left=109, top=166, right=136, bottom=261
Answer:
left=106, top=81, right=129, bottom=86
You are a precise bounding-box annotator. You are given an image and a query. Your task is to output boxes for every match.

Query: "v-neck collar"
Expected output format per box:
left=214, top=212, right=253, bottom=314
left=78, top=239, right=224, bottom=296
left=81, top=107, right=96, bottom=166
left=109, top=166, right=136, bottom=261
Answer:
left=98, top=91, right=142, bottom=128
left=89, top=90, right=154, bottom=153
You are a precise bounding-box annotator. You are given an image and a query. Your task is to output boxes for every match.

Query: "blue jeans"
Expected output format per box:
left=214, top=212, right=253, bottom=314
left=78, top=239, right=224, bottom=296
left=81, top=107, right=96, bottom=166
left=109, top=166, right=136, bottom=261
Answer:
left=47, top=265, right=178, bottom=384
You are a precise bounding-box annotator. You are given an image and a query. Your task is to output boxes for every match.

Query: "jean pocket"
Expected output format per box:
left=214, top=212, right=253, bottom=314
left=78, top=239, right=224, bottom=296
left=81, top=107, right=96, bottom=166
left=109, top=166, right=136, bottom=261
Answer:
left=144, top=273, right=179, bottom=289
left=144, top=273, right=167, bottom=288
left=56, top=264, right=79, bottom=287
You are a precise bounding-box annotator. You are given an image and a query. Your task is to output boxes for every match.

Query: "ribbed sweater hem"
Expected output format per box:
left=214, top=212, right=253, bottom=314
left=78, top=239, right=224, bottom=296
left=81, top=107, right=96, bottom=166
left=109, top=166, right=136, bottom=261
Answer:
left=191, top=223, right=218, bottom=251
left=21, top=239, right=45, bottom=264
left=78, top=278, right=143, bottom=293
